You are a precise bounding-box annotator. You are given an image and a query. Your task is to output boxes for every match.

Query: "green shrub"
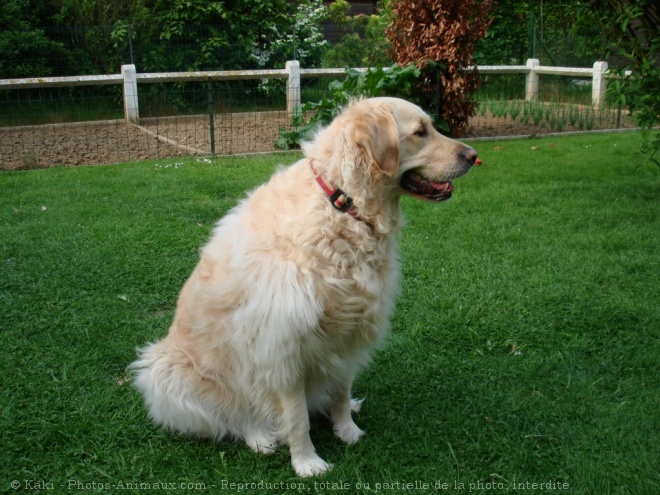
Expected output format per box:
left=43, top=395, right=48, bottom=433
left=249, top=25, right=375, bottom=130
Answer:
left=276, top=64, right=420, bottom=149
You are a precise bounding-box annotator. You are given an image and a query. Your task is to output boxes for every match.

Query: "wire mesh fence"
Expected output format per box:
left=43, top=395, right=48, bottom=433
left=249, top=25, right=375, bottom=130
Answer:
left=0, top=81, right=289, bottom=169
left=0, top=18, right=635, bottom=170
left=0, top=72, right=636, bottom=170
left=467, top=73, right=635, bottom=138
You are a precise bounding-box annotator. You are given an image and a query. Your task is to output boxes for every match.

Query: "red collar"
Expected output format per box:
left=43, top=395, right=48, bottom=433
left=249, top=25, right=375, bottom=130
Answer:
left=309, top=160, right=363, bottom=221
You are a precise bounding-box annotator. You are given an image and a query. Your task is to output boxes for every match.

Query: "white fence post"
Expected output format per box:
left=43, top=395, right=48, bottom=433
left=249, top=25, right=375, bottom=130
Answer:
left=121, top=64, right=139, bottom=124
left=525, top=58, right=540, bottom=102
left=592, top=61, right=608, bottom=109
left=285, top=60, right=301, bottom=116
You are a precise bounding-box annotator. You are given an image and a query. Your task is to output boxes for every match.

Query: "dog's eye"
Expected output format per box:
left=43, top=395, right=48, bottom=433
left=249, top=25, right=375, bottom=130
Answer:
left=414, top=126, right=428, bottom=138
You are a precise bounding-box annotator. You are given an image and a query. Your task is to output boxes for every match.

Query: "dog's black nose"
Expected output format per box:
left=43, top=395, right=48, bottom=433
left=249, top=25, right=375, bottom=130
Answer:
left=462, top=147, right=478, bottom=165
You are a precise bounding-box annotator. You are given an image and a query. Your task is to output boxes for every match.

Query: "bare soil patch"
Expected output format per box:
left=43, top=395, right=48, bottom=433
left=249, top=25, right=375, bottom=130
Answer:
left=0, top=109, right=635, bottom=170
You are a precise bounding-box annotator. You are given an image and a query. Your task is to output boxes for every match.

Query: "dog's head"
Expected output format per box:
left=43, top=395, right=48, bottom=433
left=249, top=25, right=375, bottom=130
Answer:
left=357, top=97, right=478, bottom=202
left=307, top=97, right=478, bottom=204
left=303, top=97, right=479, bottom=222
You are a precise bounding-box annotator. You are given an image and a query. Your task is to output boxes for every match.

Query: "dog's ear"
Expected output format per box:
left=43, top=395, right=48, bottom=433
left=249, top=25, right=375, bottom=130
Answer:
left=354, top=107, right=399, bottom=176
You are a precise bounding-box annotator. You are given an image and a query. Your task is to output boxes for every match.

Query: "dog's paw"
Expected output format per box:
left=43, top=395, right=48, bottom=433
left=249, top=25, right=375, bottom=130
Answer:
left=350, top=398, right=364, bottom=413
left=245, top=433, right=278, bottom=455
left=292, top=454, right=332, bottom=477
left=333, top=420, right=364, bottom=445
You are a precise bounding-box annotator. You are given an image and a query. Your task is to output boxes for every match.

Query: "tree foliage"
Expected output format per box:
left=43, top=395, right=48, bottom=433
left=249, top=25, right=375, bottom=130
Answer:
left=110, top=0, right=302, bottom=72
left=251, top=0, right=328, bottom=68
left=321, top=0, right=392, bottom=68
left=586, top=0, right=659, bottom=168
left=473, top=1, right=604, bottom=67
left=473, top=1, right=529, bottom=65
left=0, top=0, right=331, bottom=77
left=386, top=0, right=494, bottom=136
left=0, top=1, right=67, bottom=77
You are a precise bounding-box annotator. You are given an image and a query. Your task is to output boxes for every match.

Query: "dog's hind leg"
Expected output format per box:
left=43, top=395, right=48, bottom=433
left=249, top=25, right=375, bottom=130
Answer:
left=244, top=424, right=278, bottom=455
left=330, top=379, right=365, bottom=445
left=350, top=398, right=365, bottom=413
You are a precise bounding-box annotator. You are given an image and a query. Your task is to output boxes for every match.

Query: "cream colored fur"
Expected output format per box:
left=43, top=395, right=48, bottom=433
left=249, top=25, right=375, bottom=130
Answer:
left=130, top=97, right=476, bottom=477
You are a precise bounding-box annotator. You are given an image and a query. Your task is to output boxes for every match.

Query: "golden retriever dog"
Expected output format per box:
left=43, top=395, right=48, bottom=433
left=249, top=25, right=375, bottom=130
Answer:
left=130, top=97, right=479, bottom=477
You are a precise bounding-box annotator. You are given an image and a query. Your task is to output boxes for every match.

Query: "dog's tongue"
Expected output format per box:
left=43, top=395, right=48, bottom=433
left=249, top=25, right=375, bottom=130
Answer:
left=401, top=171, right=454, bottom=201
left=409, top=172, right=453, bottom=195
left=424, top=179, right=454, bottom=195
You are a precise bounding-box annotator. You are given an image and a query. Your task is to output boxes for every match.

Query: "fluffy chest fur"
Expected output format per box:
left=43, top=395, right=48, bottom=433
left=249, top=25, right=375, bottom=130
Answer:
left=200, top=160, right=402, bottom=362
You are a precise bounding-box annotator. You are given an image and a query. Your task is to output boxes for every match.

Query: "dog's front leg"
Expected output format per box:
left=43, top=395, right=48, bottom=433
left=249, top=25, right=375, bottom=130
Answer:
left=279, top=388, right=331, bottom=477
left=330, top=380, right=365, bottom=444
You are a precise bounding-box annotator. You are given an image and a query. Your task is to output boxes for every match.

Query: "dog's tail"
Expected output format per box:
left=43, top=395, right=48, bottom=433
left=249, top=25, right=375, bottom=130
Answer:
left=129, top=341, right=236, bottom=440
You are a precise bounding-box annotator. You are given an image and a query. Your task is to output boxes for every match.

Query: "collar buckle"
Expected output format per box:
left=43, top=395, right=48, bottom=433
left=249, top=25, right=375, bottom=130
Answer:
left=328, top=187, right=353, bottom=213
left=309, top=160, right=363, bottom=222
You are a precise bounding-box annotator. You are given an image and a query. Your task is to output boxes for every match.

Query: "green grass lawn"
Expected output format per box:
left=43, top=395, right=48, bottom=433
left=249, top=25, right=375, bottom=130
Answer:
left=1, top=132, right=658, bottom=494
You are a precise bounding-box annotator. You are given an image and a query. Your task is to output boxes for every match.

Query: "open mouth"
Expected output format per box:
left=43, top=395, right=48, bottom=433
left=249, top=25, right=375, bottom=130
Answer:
left=400, top=170, right=454, bottom=202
